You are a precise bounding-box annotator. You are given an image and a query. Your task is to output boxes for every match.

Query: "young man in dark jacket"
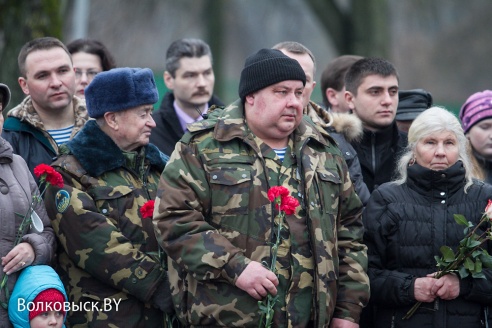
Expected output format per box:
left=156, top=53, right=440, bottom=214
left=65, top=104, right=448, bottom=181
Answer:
left=345, top=57, right=408, bottom=193
left=150, top=38, right=223, bottom=156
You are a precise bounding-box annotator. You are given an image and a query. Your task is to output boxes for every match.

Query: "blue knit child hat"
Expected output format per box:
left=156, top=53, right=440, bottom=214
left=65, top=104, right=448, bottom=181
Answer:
left=85, top=67, right=159, bottom=118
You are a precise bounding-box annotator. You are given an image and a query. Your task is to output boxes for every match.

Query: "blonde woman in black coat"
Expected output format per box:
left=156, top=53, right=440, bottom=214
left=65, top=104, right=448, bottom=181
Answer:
left=363, top=107, right=492, bottom=328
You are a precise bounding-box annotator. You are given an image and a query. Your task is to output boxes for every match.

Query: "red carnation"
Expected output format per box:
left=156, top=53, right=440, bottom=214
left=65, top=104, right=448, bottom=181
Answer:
left=140, top=200, right=155, bottom=219
left=267, top=186, right=290, bottom=203
left=33, top=164, right=64, bottom=188
left=33, top=164, right=55, bottom=178
left=280, top=196, right=300, bottom=215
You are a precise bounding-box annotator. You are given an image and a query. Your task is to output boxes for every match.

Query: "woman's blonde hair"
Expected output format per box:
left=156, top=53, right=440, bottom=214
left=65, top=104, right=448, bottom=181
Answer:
left=393, top=106, right=474, bottom=191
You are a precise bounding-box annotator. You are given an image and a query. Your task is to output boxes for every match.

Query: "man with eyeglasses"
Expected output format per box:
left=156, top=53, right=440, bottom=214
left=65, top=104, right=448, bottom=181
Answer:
left=2, top=37, right=88, bottom=182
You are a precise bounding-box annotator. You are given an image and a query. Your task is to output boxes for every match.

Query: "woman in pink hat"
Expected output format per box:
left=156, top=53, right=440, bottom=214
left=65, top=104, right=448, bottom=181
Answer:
left=459, top=90, right=492, bottom=183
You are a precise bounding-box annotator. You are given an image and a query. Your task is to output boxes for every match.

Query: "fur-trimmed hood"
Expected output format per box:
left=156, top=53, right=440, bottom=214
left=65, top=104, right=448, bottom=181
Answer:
left=305, top=101, right=363, bottom=143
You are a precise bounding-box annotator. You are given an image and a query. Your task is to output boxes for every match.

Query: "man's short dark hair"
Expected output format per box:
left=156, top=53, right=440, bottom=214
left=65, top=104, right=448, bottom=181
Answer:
left=320, top=55, right=363, bottom=107
left=345, top=57, right=399, bottom=96
left=18, top=37, right=71, bottom=77
left=165, top=38, right=212, bottom=77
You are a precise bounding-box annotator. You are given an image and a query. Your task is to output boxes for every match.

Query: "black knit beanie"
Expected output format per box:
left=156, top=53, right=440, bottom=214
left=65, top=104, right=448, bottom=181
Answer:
left=238, top=49, right=306, bottom=100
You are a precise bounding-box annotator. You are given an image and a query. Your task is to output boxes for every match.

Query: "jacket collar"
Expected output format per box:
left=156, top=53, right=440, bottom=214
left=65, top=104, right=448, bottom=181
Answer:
left=361, top=120, right=407, bottom=148
left=6, top=95, right=89, bottom=152
left=188, top=99, right=329, bottom=150
left=65, top=120, right=167, bottom=177
left=8, top=95, right=88, bottom=131
left=407, top=161, right=466, bottom=196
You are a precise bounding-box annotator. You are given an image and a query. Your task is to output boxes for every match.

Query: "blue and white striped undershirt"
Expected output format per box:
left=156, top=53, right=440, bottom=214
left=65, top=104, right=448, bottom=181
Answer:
left=273, top=147, right=288, bottom=161
left=47, top=125, right=74, bottom=146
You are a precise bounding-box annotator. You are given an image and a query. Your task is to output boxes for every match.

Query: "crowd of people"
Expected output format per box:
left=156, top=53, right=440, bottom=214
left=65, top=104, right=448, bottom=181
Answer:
left=1, top=35, right=492, bottom=328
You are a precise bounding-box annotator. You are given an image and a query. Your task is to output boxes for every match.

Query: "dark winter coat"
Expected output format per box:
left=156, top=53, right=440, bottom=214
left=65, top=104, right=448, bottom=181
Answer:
left=363, top=161, right=492, bottom=328
left=351, top=122, right=407, bottom=192
left=150, top=92, right=224, bottom=156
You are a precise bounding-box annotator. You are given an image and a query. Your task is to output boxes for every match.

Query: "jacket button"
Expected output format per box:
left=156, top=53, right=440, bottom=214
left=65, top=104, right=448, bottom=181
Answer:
left=441, top=174, right=446, bottom=178
left=441, top=200, right=446, bottom=204
left=102, top=209, right=108, bottom=214
left=440, top=192, right=445, bottom=196
left=212, top=175, right=218, bottom=180
left=242, top=174, right=247, bottom=178
left=132, top=278, right=137, bottom=283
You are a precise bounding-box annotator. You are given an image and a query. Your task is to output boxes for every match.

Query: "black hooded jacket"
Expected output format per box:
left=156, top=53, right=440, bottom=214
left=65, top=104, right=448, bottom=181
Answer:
left=351, top=121, right=407, bottom=192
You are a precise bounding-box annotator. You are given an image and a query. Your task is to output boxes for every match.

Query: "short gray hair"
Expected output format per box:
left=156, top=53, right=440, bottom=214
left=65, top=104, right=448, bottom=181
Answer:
left=272, top=41, right=316, bottom=75
left=165, top=38, right=212, bottom=77
left=393, top=106, right=474, bottom=191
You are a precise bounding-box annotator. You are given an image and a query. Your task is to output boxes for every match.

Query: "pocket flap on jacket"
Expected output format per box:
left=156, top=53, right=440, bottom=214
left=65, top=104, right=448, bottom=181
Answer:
left=317, top=170, right=341, bottom=184
left=88, top=185, right=133, bottom=201
left=209, top=169, right=252, bottom=186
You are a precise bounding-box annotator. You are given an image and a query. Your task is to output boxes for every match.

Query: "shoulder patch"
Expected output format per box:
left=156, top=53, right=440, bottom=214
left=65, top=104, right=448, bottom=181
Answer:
left=55, top=190, right=70, bottom=213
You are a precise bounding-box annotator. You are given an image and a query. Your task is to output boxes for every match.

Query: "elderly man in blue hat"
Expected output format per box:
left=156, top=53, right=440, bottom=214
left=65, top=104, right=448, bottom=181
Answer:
left=43, top=68, right=173, bottom=327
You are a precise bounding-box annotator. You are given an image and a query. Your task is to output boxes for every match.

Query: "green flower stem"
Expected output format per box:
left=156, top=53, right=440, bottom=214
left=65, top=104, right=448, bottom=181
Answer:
left=0, top=176, right=49, bottom=310
left=258, top=212, right=284, bottom=328
left=403, top=214, right=491, bottom=320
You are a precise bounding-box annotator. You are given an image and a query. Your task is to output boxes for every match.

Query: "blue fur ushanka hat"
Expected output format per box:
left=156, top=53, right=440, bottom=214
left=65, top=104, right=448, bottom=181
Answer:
left=85, top=67, right=159, bottom=118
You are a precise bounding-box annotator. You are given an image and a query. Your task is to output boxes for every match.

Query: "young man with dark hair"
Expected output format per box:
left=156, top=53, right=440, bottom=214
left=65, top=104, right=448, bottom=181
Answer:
left=345, top=57, right=408, bottom=192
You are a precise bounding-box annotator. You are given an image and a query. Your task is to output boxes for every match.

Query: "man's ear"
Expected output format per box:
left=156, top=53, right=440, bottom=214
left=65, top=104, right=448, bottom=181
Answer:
left=104, top=112, right=118, bottom=129
left=245, top=93, right=255, bottom=106
left=345, top=90, right=356, bottom=111
left=163, top=71, right=174, bottom=90
left=18, top=77, right=29, bottom=95
left=326, top=88, right=338, bottom=107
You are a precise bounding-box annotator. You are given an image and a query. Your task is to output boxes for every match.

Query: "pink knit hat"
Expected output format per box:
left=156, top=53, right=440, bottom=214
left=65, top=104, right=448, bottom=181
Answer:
left=459, top=90, right=492, bottom=133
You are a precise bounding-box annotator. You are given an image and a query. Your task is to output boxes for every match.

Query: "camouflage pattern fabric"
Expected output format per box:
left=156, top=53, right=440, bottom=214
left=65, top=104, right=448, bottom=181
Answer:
left=44, top=121, right=169, bottom=327
left=154, top=100, right=370, bottom=327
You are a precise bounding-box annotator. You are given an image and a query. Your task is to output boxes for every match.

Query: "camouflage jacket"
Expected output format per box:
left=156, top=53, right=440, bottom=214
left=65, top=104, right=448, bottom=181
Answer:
left=154, top=100, right=370, bottom=327
left=44, top=120, right=169, bottom=328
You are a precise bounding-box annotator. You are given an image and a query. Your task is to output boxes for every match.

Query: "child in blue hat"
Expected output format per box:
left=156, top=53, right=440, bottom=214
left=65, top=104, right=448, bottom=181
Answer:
left=8, top=265, right=67, bottom=328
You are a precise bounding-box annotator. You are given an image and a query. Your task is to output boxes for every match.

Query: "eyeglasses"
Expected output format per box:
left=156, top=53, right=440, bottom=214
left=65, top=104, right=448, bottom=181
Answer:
left=74, top=69, right=100, bottom=81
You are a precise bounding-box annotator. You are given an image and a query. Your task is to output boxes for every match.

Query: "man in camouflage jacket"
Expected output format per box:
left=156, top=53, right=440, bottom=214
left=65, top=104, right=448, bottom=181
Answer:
left=154, top=49, right=369, bottom=327
left=44, top=68, right=172, bottom=327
